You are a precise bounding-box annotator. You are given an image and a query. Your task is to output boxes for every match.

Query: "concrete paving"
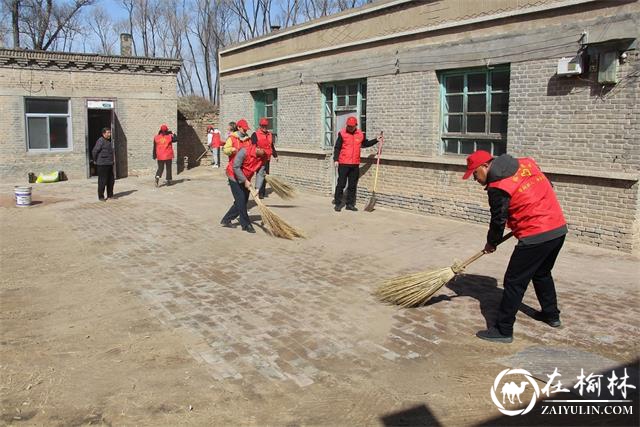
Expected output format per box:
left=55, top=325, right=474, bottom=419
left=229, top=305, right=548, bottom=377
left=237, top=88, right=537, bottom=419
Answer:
left=1, top=166, right=638, bottom=426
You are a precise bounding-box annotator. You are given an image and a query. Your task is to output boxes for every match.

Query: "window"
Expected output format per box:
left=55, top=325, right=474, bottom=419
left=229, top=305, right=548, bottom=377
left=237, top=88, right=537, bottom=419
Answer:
left=252, top=89, right=277, bottom=133
left=25, top=98, right=71, bottom=151
left=322, top=80, right=367, bottom=147
left=440, top=67, right=509, bottom=155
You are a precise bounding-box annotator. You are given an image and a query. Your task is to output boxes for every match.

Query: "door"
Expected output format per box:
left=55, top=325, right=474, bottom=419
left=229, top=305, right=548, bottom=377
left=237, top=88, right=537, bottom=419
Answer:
left=87, top=108, right=113, bottom=177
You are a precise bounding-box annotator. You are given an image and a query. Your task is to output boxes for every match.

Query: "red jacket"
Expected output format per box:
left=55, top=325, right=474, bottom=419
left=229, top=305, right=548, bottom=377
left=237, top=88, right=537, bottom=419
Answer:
left=211, top=130, right=222, bottom=148
left=154, top=133, right=174, bottom=161
left=253, top=130, right=273, bottom=161
left=337, top=128, right=365, bottom=164
left=226, top=144, right=263, bottom=181
left=488, top=158, right=566, bottom=239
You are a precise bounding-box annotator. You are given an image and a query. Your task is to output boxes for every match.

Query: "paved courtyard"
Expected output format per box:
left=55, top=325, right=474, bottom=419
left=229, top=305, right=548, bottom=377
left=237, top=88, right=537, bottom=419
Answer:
left=1, top=167, right=638, bottom=426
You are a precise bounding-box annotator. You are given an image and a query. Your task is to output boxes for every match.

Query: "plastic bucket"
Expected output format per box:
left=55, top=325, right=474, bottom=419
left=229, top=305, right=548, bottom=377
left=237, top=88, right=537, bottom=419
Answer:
left=14, top=186, right=32, bottom=207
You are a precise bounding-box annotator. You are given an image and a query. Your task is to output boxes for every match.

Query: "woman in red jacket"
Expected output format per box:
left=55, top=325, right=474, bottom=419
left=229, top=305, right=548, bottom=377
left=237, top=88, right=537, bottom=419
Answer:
left=153, top=124, right=177, bottom=187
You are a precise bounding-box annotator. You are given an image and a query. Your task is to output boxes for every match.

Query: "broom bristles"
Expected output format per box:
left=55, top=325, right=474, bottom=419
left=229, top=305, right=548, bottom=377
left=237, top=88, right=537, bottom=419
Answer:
left=265, top=175, right=296, bottom=199
left=252, top=194, right=305, bottom=239
left=374, top=266, right=456, bottom=307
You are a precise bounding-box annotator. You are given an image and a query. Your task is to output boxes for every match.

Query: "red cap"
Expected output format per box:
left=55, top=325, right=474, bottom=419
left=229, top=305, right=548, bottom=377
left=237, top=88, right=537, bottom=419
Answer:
left=346, top=116, right=358, bottom=127
left=462, top=150, right=494, bottom=180
left=160, top=124, right=168, bottom=132
left=259, top=117, right=269, bottom=126
left=236, top=119, right=249, bottom=131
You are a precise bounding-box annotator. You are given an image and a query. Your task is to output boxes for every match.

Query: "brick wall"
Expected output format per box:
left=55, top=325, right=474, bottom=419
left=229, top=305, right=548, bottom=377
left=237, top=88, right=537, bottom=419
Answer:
left=0, top=65, right=178, bottom=181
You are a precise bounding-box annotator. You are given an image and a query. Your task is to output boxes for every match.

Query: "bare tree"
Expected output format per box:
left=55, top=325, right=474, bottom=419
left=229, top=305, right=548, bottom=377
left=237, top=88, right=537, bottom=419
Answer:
left=89, top=5, right=118, bottom=54
left=16, top=0, right=94, bottom=50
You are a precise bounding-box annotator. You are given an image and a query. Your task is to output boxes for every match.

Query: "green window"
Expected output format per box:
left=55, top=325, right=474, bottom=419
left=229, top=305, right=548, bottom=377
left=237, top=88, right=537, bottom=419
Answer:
left=440, top=67, right=509, bottom=155
left=252, top=89, right=277, bottom=133
left=322, top=80, right=367, bottom=147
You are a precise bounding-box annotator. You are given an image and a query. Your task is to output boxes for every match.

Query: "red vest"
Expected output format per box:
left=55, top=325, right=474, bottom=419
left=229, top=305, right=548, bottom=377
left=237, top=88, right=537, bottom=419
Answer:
left=211, top=131, right=222, bottom=148
left=337, top=129, right=364, bottom=164
left=154, top=133, right=174, bottom=160
left=226, top=143, right=263, bottom=181
left=488, top=158, right=566, bottom=239
left=254, top=130, right=273, bottom=161
left=226, top=133, right=250, bottom=167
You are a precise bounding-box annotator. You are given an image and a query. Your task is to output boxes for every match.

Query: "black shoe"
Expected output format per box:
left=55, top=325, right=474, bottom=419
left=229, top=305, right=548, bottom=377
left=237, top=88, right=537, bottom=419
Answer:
left=533, top=312, right=562, bottom=328
left=345, top=205, right=358, bottom=211
left=331, top=199, right=336, bottom=205
left=155, top=176, right=159, bottom=187
left=220, top=219, right=233, bottom=228
left=334, top=203, right=343, bottom=212
left=98, top=197, right=106, bottom=202
left=242, top=225, right=256, bottom=233
left=165, top=180, right=172, bottom=186
left=476, top=327, right=513, bottom=343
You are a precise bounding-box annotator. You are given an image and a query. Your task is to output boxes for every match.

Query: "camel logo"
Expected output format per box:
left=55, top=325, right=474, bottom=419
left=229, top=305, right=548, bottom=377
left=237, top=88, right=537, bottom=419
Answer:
left=491, top=368, right=541, bottom=416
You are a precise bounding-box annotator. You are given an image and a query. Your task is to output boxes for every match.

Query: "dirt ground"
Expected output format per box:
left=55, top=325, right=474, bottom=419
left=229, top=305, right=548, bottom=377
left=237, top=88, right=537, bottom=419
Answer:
left=1, top=167, right=638, bottom=426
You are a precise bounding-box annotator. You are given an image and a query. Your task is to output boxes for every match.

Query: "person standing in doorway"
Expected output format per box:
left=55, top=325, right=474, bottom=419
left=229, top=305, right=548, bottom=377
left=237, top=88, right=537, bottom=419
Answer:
left=92, top=127, right=115, bottom=201
left=251, top=117, right=277, bottom=199
left=153, top=124, right=177, bottom=187
left=333, top=116, right=382, bottom=211
left=463, top=150, right=567, bottom=343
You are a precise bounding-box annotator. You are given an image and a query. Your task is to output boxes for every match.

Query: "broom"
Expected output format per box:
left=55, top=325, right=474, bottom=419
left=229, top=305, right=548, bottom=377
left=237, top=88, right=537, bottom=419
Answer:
left=375, top=232, right=514, bottom=307
left=248, top=187, right=305, bottom=239
left=364, top=131, right=384, bottom=212
left=265, top=175, right=296, bottom=200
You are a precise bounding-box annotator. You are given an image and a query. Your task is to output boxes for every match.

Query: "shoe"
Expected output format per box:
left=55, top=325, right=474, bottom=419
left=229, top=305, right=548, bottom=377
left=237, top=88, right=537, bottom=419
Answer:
left=476, top=327, right=513, bottom=343
left=98, top=197, right=106, bottom=202
left=220, top=219, right=233, bottom=228
left=165, top=180, right=172, bottom=186
left=258, top=195, right=264, bottom=200
left=334, top=203, right=343, bottom=212
left=345, top=205, right=358, bottom=211
left=155, top=176, right=159, bottom=187
left=331, top=200, right=336, bottom=205
left=533, top=312, right=562, bottom=328
left=242, top=225, right=256, bottom=233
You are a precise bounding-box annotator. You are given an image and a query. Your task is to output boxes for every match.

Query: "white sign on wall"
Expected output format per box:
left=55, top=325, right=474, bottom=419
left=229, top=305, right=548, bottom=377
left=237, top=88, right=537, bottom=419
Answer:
left=87, top=100, right=114, bottom=109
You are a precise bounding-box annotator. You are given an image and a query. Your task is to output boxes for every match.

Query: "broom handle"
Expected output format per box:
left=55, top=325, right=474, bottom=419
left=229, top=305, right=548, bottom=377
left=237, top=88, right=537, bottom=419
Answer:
left=372, top=131, right=384, bottom=192
left=456, top=232, right=514, bottom=270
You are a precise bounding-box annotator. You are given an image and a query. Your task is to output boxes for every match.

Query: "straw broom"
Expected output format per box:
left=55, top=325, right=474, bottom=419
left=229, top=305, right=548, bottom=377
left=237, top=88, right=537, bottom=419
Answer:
left=249, top=187, right=305, bottom=239
left=364, top=131, right=384, bottom=212
left=265, top=175, right=296, bottom=200
left=375, top=232, right=513, bottom=307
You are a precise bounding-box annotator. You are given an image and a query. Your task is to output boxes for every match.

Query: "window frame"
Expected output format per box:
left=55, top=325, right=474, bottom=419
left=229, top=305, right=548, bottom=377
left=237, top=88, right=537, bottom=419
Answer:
left=321, top=80, right=367, bottom=148
left=439, top=66, right=509, bottom=156
left=252, top=89, right=278, bottom=134
left=24, top=97, right=73, bottom=152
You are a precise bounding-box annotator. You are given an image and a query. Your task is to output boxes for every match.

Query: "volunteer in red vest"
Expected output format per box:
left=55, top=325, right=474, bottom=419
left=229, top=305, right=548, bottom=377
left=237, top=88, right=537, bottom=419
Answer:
left=207, top=125, right=222, bottom=168
left=251, top=117, right=278, bottom=199
left=333, top=116, right=382, bottom=211
left=223, top=118, right=251, bottom=161
left=463, top=150, right=567, bottom=343
left=153, top=124, right=177, bottom=187
left=220, top=143, right=266, bottom=234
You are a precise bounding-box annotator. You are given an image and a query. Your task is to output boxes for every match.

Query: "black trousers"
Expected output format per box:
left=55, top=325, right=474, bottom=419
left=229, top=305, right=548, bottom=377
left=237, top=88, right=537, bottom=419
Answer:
left=496, top=235, right=565, bottom=336
left=334, top=164, right=359, bottom=206
left=222, top=179, right=251, bottom=228
left=258, top=161, right=270, bottom=198
left=97, top=164, right=114, bottom=199
left=156, top=159, right=172, bottom=181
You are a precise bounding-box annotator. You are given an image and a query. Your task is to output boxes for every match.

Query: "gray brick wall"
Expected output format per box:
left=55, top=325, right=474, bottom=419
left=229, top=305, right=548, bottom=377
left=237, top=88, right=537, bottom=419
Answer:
left=278, top=85, right=323, bottom=150
left=0, top=65, right=178, bottom=181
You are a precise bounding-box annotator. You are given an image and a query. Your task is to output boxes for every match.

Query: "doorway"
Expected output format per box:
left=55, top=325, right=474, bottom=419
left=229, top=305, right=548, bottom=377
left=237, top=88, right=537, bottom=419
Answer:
left=87, top=108, right=113, bottom=177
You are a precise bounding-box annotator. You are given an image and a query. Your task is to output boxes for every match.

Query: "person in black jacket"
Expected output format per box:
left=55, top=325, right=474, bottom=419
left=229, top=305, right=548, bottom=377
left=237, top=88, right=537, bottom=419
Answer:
left=92, top=127, right=115, bottom=201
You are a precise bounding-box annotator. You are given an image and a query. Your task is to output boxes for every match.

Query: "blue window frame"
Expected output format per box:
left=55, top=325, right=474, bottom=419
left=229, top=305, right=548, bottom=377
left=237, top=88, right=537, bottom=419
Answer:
left=440, top=67, right=509, bottom=155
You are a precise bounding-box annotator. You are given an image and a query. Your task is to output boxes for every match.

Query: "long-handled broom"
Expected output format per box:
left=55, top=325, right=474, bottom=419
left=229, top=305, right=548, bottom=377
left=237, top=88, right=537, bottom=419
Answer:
left=248, top=187, right=305, bottom=239
left=265, top=175, right=296, bottom=199
left=375, top=232, right=514, bottom=307
left=364, top=131, right=384, bottom=212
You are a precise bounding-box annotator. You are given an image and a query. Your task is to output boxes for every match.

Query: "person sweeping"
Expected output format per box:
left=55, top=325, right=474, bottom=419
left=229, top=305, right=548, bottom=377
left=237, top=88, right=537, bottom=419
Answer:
left=153, top=124, right=177, bottom=187
left=333, top=116, right=382, bottom=211
left=252, top=117, right=277, bottom=199
left=220, top=142, right=266, bottom=233
left=463, top=150, right=567, bottom=344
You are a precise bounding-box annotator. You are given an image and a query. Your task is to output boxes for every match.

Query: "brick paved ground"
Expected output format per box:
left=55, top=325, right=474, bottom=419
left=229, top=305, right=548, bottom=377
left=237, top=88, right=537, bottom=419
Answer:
left=1, top=167, right=638, bottom=425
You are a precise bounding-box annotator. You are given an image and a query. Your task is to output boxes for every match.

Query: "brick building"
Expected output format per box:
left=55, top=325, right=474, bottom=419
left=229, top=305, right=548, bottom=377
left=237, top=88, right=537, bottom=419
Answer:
left=0, top=47, right=181, bottom=180
left=219, top=0, right=640, bottom=253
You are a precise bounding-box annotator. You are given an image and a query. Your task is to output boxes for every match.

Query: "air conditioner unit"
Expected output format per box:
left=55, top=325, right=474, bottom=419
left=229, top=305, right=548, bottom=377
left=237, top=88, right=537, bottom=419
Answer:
left=557, top=56, right=583, bottom=76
